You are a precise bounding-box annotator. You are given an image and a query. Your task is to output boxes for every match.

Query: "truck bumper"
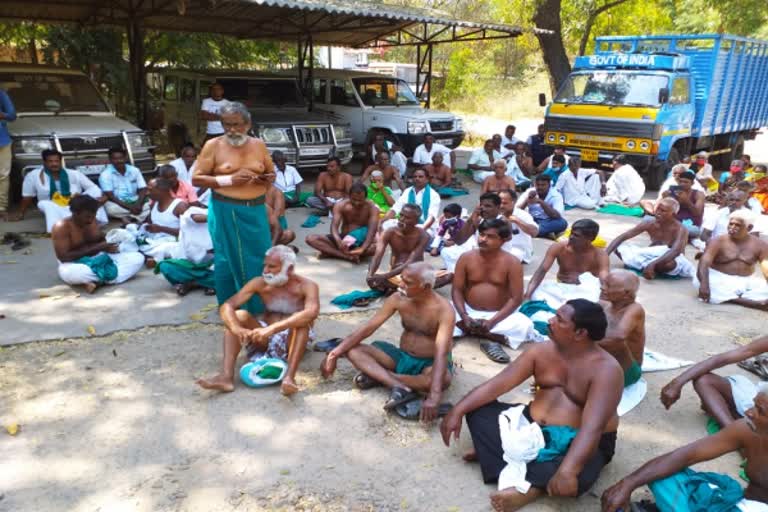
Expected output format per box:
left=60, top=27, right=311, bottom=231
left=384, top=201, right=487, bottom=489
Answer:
left=561, top=147, right=660, bottom=175
left=399, top=131, right=465, bottom=154
left=267, top=142, right=353, bottom=169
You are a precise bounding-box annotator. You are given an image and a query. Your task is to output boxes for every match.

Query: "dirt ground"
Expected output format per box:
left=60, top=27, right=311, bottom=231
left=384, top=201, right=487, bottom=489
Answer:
left=1, top=135, right=767, bottom=511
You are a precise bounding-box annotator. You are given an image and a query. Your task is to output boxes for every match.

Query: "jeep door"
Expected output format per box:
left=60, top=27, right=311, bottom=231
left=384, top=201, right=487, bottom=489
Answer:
left=313, top=78, right=364, bottom=145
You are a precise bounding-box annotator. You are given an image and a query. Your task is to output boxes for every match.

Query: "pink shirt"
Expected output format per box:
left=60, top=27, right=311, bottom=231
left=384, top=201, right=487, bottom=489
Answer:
left=171, top=180, right=199, bottom=203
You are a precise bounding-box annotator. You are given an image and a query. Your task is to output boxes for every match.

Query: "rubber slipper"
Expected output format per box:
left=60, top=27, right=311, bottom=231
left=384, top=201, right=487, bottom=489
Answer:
left=630, top=500, right=660, bottom=512
left=737, top=358, right=768, bottom=381
left=353, top=372, right=382, bottom=390
left=2, top=233, right=21, bottom=245
left=383, top=386, right=420, bottom=411
left=480, top=341, right=510, bottom=364
left=203, top=287, right=216, bottom=296
left=313, top=338, right=341, bottom=352
left=11, top=239, right=30, bottom=251
left=352, top=297, right=375, bottom=307
left=394, top=400, right=453, bottom=421
left=174, top=283, right=193, bottom=296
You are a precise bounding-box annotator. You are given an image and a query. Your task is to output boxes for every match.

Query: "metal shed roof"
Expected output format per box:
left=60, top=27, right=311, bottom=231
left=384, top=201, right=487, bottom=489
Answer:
left=0, top=0, right=524, bottom=48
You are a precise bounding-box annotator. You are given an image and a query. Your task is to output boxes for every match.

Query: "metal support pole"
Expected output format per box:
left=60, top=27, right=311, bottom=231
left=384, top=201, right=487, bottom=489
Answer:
left=415, top=44, right=433, bottom=107
left=426, top=43, right=432, bottom=108
left=297, top=38, right=304, bottom=90
left=308, top=34, right=314, bottom=111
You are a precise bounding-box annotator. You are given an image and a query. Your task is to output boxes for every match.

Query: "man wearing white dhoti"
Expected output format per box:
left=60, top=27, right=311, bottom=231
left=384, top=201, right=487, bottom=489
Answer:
left=52, top=195, right=144, bottom=293
left=553, top=157, right=603, bottom=210
left=603, top=154, right=646, bottom=206
left=12, top=149, right=107, bottom=231
left=137, top=178, right=189, bottom=264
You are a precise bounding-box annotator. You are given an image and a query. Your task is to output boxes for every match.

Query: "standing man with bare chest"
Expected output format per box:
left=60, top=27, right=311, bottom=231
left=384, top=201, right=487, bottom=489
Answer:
left=193, top=102, right=275, bottom=314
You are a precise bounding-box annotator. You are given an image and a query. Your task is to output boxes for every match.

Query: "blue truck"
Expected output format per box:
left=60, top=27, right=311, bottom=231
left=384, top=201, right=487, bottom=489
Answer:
left=541, top=34, right=768, bottom=188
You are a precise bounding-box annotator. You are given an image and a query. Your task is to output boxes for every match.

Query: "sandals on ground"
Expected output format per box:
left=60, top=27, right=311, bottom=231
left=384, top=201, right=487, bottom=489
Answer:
left=737, top=356, right=768, bottom=381
left=383, top=386, right=420, bottom=411
left=394, top=400, right=453, bottom=421
left=480, top=341, right=510, bottom=364
left=313, top=338, right=341, bottom=352
left=353, top=372, right=382, bottom=390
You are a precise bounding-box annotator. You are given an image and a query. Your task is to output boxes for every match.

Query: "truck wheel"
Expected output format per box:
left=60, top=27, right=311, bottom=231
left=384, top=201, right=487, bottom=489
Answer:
left=731, top=135, right=745, bottom=162
left=645, top=161, right=667, bottom=191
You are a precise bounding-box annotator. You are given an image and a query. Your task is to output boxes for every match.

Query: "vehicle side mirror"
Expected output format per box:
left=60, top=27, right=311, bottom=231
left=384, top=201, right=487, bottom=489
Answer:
left=538, top=93, right=547, bottom=107
left=658, top=87, right=670, bottom=104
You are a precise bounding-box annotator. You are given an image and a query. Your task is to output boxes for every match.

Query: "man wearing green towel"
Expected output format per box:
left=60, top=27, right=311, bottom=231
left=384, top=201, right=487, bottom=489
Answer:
left=598, top=270, right=646, bottom=387
left=602, top=383, right=768, bottom=512
left=192, top=102, right=275, bottom=314
left=305, top=183, right=379, bottom=263
left=321, top=262, right=455, bottom=422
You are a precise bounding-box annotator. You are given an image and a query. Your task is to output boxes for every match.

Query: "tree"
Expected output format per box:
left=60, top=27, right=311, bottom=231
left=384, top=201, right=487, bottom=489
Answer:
left=532, top=0, right=573, bottom=93
left=577, top=0, right=631, bottom=56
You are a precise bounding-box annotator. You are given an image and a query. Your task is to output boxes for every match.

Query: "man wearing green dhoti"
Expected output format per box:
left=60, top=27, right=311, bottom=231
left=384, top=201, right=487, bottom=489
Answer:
left=192, top=102, right=275, bottom=314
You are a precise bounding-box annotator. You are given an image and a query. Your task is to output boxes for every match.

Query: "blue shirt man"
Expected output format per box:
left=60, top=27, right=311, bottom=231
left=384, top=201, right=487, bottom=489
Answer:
left=0, top=88, right=18, bottom=217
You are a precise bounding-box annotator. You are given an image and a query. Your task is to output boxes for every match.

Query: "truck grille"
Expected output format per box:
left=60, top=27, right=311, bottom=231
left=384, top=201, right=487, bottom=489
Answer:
left=429, top=120, right=453, bottom=132
left=294, top=125, right=331, bottom=145
left=545, top=117, right=655, bottom=138
left=58, top=134, right=125, bottom=152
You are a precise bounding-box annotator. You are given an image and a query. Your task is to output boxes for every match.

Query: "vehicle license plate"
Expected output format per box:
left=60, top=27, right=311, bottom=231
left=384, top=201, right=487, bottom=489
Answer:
left=300, top=147, right=331, bottom=156
left=580, top=148, right=599, bottom=162
left=77, top=164, right=107, bottom=175
left=436, top=138, right=453, bottom=146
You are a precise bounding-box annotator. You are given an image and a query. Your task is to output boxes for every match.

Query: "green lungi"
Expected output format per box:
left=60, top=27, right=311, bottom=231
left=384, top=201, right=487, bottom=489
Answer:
left=155, top=258, right=215, bottom=289
left=209, top=192, right=272, bottom=314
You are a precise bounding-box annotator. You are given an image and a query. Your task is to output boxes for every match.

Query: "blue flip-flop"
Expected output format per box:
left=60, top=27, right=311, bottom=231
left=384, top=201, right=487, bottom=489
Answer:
left=313, top=338, right=341, bottom=352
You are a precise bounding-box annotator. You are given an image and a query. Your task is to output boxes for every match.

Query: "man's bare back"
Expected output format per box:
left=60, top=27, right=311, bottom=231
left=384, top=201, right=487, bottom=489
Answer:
left=318, top=171, right=352, bottom=200
left=197, top=137, right=273, bottom=199
left=711, top=235, right=768, bottom=276
left=459, top=249, right=522, bottom=312
left=599, top=300, right=646, bottom=369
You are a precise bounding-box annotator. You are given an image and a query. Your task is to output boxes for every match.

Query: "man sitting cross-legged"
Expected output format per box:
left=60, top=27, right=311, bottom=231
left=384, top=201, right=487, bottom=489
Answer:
left=696, top=210, right=768, bottom=311
left=523, top=218, right=610, bottom=306
left=602, top=383, right=768, bottom=512
left=53, top=195, right=144, bottom=294
left=321, top=262, right=455, bottom=422
left=441, top=299, right=623, bottom=512
left=305, top=183, right=378, bottom=263
left=367, top=203, right=431, bottom=294
left=360, top=150, right=405, bottom=197
left=305, top=156, right=353, bottom=216
left=196, top=245, right=320, bottom=396
left=661, top=335, right=768, bottom=430
left=482, top=159, right=517, bottom=194
left=266, top=183, right=296, bottom=247
left=598, top=270, right=646, bottom=388
left=425, top=152, right=454, bottom=189
left=606, top=198, right=694, bottom=280
left=452, top=218, right=542, bottom=363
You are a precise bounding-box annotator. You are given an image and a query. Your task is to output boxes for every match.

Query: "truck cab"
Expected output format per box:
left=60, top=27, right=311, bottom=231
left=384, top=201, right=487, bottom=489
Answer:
left=2, top=64, right=155, bottom=197
left=308, top=69, right=464, bottom=155
left=151, top=69, right=353, bottom=168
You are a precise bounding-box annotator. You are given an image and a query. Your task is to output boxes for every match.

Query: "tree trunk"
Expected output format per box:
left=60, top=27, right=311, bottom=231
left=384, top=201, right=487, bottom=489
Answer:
left=28, top=38, right=38, bottom=64
left=126, top=19, right=147, bottom=128
left=532, top=0, right=572, bottom=95
left=578, top=0, right=631, bottom=56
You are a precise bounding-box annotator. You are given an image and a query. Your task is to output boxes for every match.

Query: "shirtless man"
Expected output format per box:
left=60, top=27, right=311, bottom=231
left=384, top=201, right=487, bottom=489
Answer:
left=305, top=156, right=353, bottom=216
left=696, top=210, right=768, bottom=310
left=266, top=184, right=295, bottom=246
left=361, top=151, right=405, bottom=194
left=452, top=218, right=541, bottom=363
left=53, top=195, right=144, bottom=293
left=482, top=159, right=516, bottom=194
left=606, top=198, right=694, bottom=280
left=524, top=218, right=610, bottom=306
left=599, top=270, right=646, bottom=388
left=196, top=245, right=320, bottom=396
left=192, top=101, right=275, bottom=314
left=367, top=203, right=430, bottom=294
left=321, top=263, right=455, bottom=422
left=442, top=299, right=623, bottom=512
left=661, top=335, right=768, bottom=429
left=305, top=183, right=378, bottom=262
left=603, top=384, right=768, bottom=512
left=425, top=152, right=454, bottom=188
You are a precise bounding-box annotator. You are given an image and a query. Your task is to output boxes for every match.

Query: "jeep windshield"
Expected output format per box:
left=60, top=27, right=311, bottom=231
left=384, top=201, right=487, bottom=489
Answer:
left=0, top=72, right=109, bottom=113
left=554, top=71, right=669, bottom=107
left=352, top=77, right=420, bottom=106
left=218, top=78, right=306, bottom=107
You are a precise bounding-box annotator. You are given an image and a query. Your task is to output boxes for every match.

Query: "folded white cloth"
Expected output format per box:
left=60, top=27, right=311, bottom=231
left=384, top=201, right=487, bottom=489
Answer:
left=452, top=303, right=547, bottom=349
left=617, top=378, right=647, bottom=417
left=498, top=405, right=545, bottom=493
left=641, top=349, right=694, bottom=372
left=617, top=243, right=694, bottom=277
left=727, top=374, right=758, bottom=417
left=694, top=268, right=768, bottom=304
left=737, top=498, right=768, bottom=512
left=530, top=272, right=602, bottom=308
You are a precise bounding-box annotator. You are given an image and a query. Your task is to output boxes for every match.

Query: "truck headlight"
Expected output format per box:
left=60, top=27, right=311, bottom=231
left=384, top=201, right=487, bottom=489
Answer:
left=455, top=118, right=464, bottom=132
left=260, top=127, right=289, bottom=144
left=126, top=132, right=152, bottom=149
left=333, top=125, right=351, bottom=140
left=13, top=137, right=52, bottom=154
left=408, top=121, right=428, bottom=134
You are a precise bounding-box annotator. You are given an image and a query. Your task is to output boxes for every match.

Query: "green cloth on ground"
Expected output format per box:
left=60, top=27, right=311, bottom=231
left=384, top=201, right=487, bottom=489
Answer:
left=624, top=265, right=683, bottom=280
left=408, top=184, right=432, bottom=224
left=258, top=364, right=283, bottom=379
left=624, top=360, right=643, bottom=387
left=564, top=205, right=577, bottom=211
left=536, top=425, right=579, bottom=462
left=208, top=195, right=270, bottom=315
left=596, top=204, right=645, bottom=217
left=75, top=253, right=117, bottom=283
left=45, top=167, right=70, bottom=199
left=155, top=258, right=215, bottom=289
left=649, top=468, right=744, bottom=512
left=518, top=300, right=557, bottom=336
left=278, top=215, right=288, bottom=230
left=437, top=186, right=469, bottom=197
left=284, top=190, right=312, bottom=206
left=371, top=340, right=454, bottom=375
left=346, top=226, right=369, bottom=248
left=331, top=289, right=384, bottom=310
left=367, top=185, right=394, bottom=213
left=301, top=214, right=322, bottom=228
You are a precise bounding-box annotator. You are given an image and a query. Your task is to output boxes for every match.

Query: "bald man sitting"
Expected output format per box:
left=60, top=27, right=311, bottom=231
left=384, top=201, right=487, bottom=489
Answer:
left=599, top=270, right=646, bottom=388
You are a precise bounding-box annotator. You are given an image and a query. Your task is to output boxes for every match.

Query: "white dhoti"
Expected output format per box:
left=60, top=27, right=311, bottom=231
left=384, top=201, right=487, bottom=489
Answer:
left=617, top=243, right=694, bottom=277
left=726, top=374, right=758, bottom=417
left=139, top=233, right=179, bottom=260
left=441, top=238, right=475, bottom=272
left=58, top=251, right=144, bottom=285
left=472, top=170, right=494, bottom=184
left=530, top=272, right=602, bottom=307
left=694, top=268, right=768, bottom=304
left=37, top=199, right=108, bottom=233
left=555, top=170, right=601, bottom=210
left=737, top=499, right=768, bottom=512
left=453, top=303, right=546, bottom=349
left=104, top=201, right=151, bottom=222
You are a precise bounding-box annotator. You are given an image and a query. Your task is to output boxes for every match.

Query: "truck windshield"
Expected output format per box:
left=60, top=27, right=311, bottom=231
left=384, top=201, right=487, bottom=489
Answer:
left=0, top=72, right=109, bottom=112
left=554, top=71, right=669, bottom=107
left=218, top=78, right=305, bottom=107
left=352, top=77, right=420, bottom=106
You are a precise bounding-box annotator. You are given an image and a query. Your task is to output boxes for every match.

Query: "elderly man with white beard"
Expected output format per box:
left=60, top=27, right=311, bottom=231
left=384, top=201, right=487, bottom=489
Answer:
left=192, top=101, right=276, bottom=315
left=196, top=245, right=320, bottom=396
